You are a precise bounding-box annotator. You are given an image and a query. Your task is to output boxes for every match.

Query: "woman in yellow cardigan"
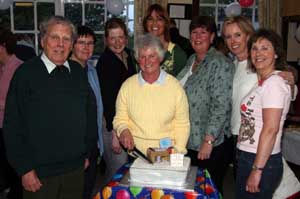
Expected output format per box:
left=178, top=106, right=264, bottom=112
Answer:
left=113, top=33, right=190, bottom=154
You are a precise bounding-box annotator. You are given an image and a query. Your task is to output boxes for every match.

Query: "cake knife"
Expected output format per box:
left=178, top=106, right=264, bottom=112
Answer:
left=132, top=147, right=152, bottom=163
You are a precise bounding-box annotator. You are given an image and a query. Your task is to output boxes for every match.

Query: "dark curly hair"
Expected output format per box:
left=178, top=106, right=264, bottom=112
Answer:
left=189, top=16, right=217, bottom=47
left=248, top=29, right=287, bottom=72
left=76, top=25, right=96, bottom=43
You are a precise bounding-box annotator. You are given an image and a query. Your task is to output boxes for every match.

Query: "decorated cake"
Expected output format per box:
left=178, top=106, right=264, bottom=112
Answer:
left=129, top=157, right=191, bottom=187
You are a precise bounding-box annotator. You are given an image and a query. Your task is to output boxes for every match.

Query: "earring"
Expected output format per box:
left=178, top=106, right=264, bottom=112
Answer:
left=275, top=54, right=278, bottom=59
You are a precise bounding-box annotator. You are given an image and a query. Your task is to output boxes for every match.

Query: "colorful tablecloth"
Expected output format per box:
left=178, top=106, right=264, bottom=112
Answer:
left=93, top=162, right=222, bottom=199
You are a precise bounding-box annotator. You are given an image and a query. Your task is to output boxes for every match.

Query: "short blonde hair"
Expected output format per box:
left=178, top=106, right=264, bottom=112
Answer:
left=222, top=16, right=254, bottom=38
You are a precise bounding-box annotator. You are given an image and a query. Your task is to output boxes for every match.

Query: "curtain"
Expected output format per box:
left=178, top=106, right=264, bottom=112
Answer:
left=258, top=0, right=282, bottom=35
left=134, top=0, right=168, bottom=37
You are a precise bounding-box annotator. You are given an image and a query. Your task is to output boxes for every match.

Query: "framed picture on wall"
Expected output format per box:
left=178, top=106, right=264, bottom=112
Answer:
left=167, top=4, right=192, bottom=20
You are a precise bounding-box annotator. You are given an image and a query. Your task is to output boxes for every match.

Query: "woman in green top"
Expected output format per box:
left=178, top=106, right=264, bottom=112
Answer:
left=143, top=4, right=187, bottom=76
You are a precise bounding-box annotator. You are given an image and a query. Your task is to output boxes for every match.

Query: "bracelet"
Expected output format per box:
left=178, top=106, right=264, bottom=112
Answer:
left=252, top=165, right=263, bottom=171
left=205, top=140, right=214, bottom=145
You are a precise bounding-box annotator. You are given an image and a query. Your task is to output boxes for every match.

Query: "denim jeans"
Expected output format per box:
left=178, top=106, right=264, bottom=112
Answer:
left=235, top=149, right=283, bottom=199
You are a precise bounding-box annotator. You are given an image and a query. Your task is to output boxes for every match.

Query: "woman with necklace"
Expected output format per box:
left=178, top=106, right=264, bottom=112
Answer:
left=236, top=29, right=291, bottom=198
left=177, top=16, right=234, bottom=194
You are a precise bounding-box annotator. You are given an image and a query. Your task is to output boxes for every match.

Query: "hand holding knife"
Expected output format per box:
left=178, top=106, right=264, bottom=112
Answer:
left=119, top=129, right=152, bottom=163
left=131, top=147, right=152, bottom=163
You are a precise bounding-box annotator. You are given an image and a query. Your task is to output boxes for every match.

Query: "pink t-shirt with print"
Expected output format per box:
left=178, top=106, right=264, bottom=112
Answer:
left=237, top=73, right=291, bottom=154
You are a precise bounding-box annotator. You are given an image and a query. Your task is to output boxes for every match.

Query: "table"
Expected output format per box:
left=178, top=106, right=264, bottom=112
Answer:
left=93, top=162, right=221, bottom=199
left=282, top=128, right=300, bottom=165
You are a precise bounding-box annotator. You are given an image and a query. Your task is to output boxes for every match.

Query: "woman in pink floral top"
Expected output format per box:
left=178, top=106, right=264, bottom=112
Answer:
left=236, top=29, right=291, bottom=198
left=0, top=28, right=23, bottom=199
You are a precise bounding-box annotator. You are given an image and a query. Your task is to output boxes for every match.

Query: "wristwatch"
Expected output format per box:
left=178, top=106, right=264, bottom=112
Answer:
left=252, top=165, right=263, bottom=171
left=205, top=140, right=214, bottom=145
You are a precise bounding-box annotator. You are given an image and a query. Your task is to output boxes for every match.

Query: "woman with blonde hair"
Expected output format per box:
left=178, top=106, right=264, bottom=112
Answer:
left=222, top=16, right=296, bottom=175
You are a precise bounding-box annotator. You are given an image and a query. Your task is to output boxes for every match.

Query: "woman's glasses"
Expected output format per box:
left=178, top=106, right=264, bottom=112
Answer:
left=76, top=40, right=94, bottom=46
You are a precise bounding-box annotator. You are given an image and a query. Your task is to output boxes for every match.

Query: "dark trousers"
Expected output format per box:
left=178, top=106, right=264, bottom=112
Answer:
left=236, top=150, right=283, bottom=199
left=23, top=167, right=84, bottom=199
left=224, top=135, right=237, bottom=180
left=0, top=128, right=23, bottom=199
left=83, top=145, right=99, bottom=199
left=187, top=140, right=228, bottom=194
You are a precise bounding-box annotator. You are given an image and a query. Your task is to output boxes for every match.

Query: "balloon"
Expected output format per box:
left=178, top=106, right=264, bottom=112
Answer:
left=116, top=189, right=130, bottom=199
left=151, top=189, right=164, bottom=199
left=295, top=26, right=300, bottom=43
left=161, top=195, right=174, bottom=199
left=129, top=186, right=142, bottom=197
left=205, top=184, right=215, bottom=195
left=102, top=186, right=112, bottom=199
left=184, top=191, right=198, bottom=199
left=225, top=2, right=241, bottom=17
left=239, top=0, right=254, bottom=7
left=107, top=181, right=119, bottom=187
left=0, top=0, right=13, bottom=10
left=106, top=0, right=124, bottom=15
left=196, top=176, right=205, bottom=183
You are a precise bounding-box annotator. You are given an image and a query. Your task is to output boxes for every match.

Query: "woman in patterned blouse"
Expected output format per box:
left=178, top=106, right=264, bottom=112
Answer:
left=177, top=16, right=235, bottom=194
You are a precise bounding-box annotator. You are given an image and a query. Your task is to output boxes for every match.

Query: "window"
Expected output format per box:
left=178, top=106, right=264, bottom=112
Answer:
left=0, top=0, right=134, bottom=56
left=199, top=0, right=259, bottom=33
left=64, top=0, right=106, bottom=54
left=64, top=0, right=134, bottom=54
left=112, top=0, right=134, bottom=48
left=0, top=9, right=11, bottom=29
left=12, top=1, right=55, bottom=54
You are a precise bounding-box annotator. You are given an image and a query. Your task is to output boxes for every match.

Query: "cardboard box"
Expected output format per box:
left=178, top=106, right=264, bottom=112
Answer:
left=147, top=148, right=170, bottom=163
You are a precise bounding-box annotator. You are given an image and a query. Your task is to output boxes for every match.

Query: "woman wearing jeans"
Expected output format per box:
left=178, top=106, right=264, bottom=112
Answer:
left=236, top=29, right=291, bottom=198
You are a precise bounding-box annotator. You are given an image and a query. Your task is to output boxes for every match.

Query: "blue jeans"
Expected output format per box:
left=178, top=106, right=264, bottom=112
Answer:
left=235, top=149, right=283, bottom=199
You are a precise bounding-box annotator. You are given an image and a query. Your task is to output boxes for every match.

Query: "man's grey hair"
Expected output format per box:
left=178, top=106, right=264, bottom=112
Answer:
left=134, top=33, right=165, bottom=60
left=39, top=15, right=77, bottom=42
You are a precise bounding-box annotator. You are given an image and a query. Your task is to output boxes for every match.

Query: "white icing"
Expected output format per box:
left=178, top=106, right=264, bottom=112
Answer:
left=129, top=157, right=191, bottom=186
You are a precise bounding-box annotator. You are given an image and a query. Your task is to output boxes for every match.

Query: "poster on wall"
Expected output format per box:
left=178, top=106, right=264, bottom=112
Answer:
left=168, top=4, right=192, bottom=19
left=169, top=5, right=185, bottom=18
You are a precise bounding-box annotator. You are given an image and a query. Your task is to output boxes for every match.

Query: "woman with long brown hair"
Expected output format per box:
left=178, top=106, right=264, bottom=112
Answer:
left=143, top=4, right=187, bottom=76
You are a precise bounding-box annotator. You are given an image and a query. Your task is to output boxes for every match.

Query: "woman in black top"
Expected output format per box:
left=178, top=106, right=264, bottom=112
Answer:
left=96, top=17, right=137, bottom=185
